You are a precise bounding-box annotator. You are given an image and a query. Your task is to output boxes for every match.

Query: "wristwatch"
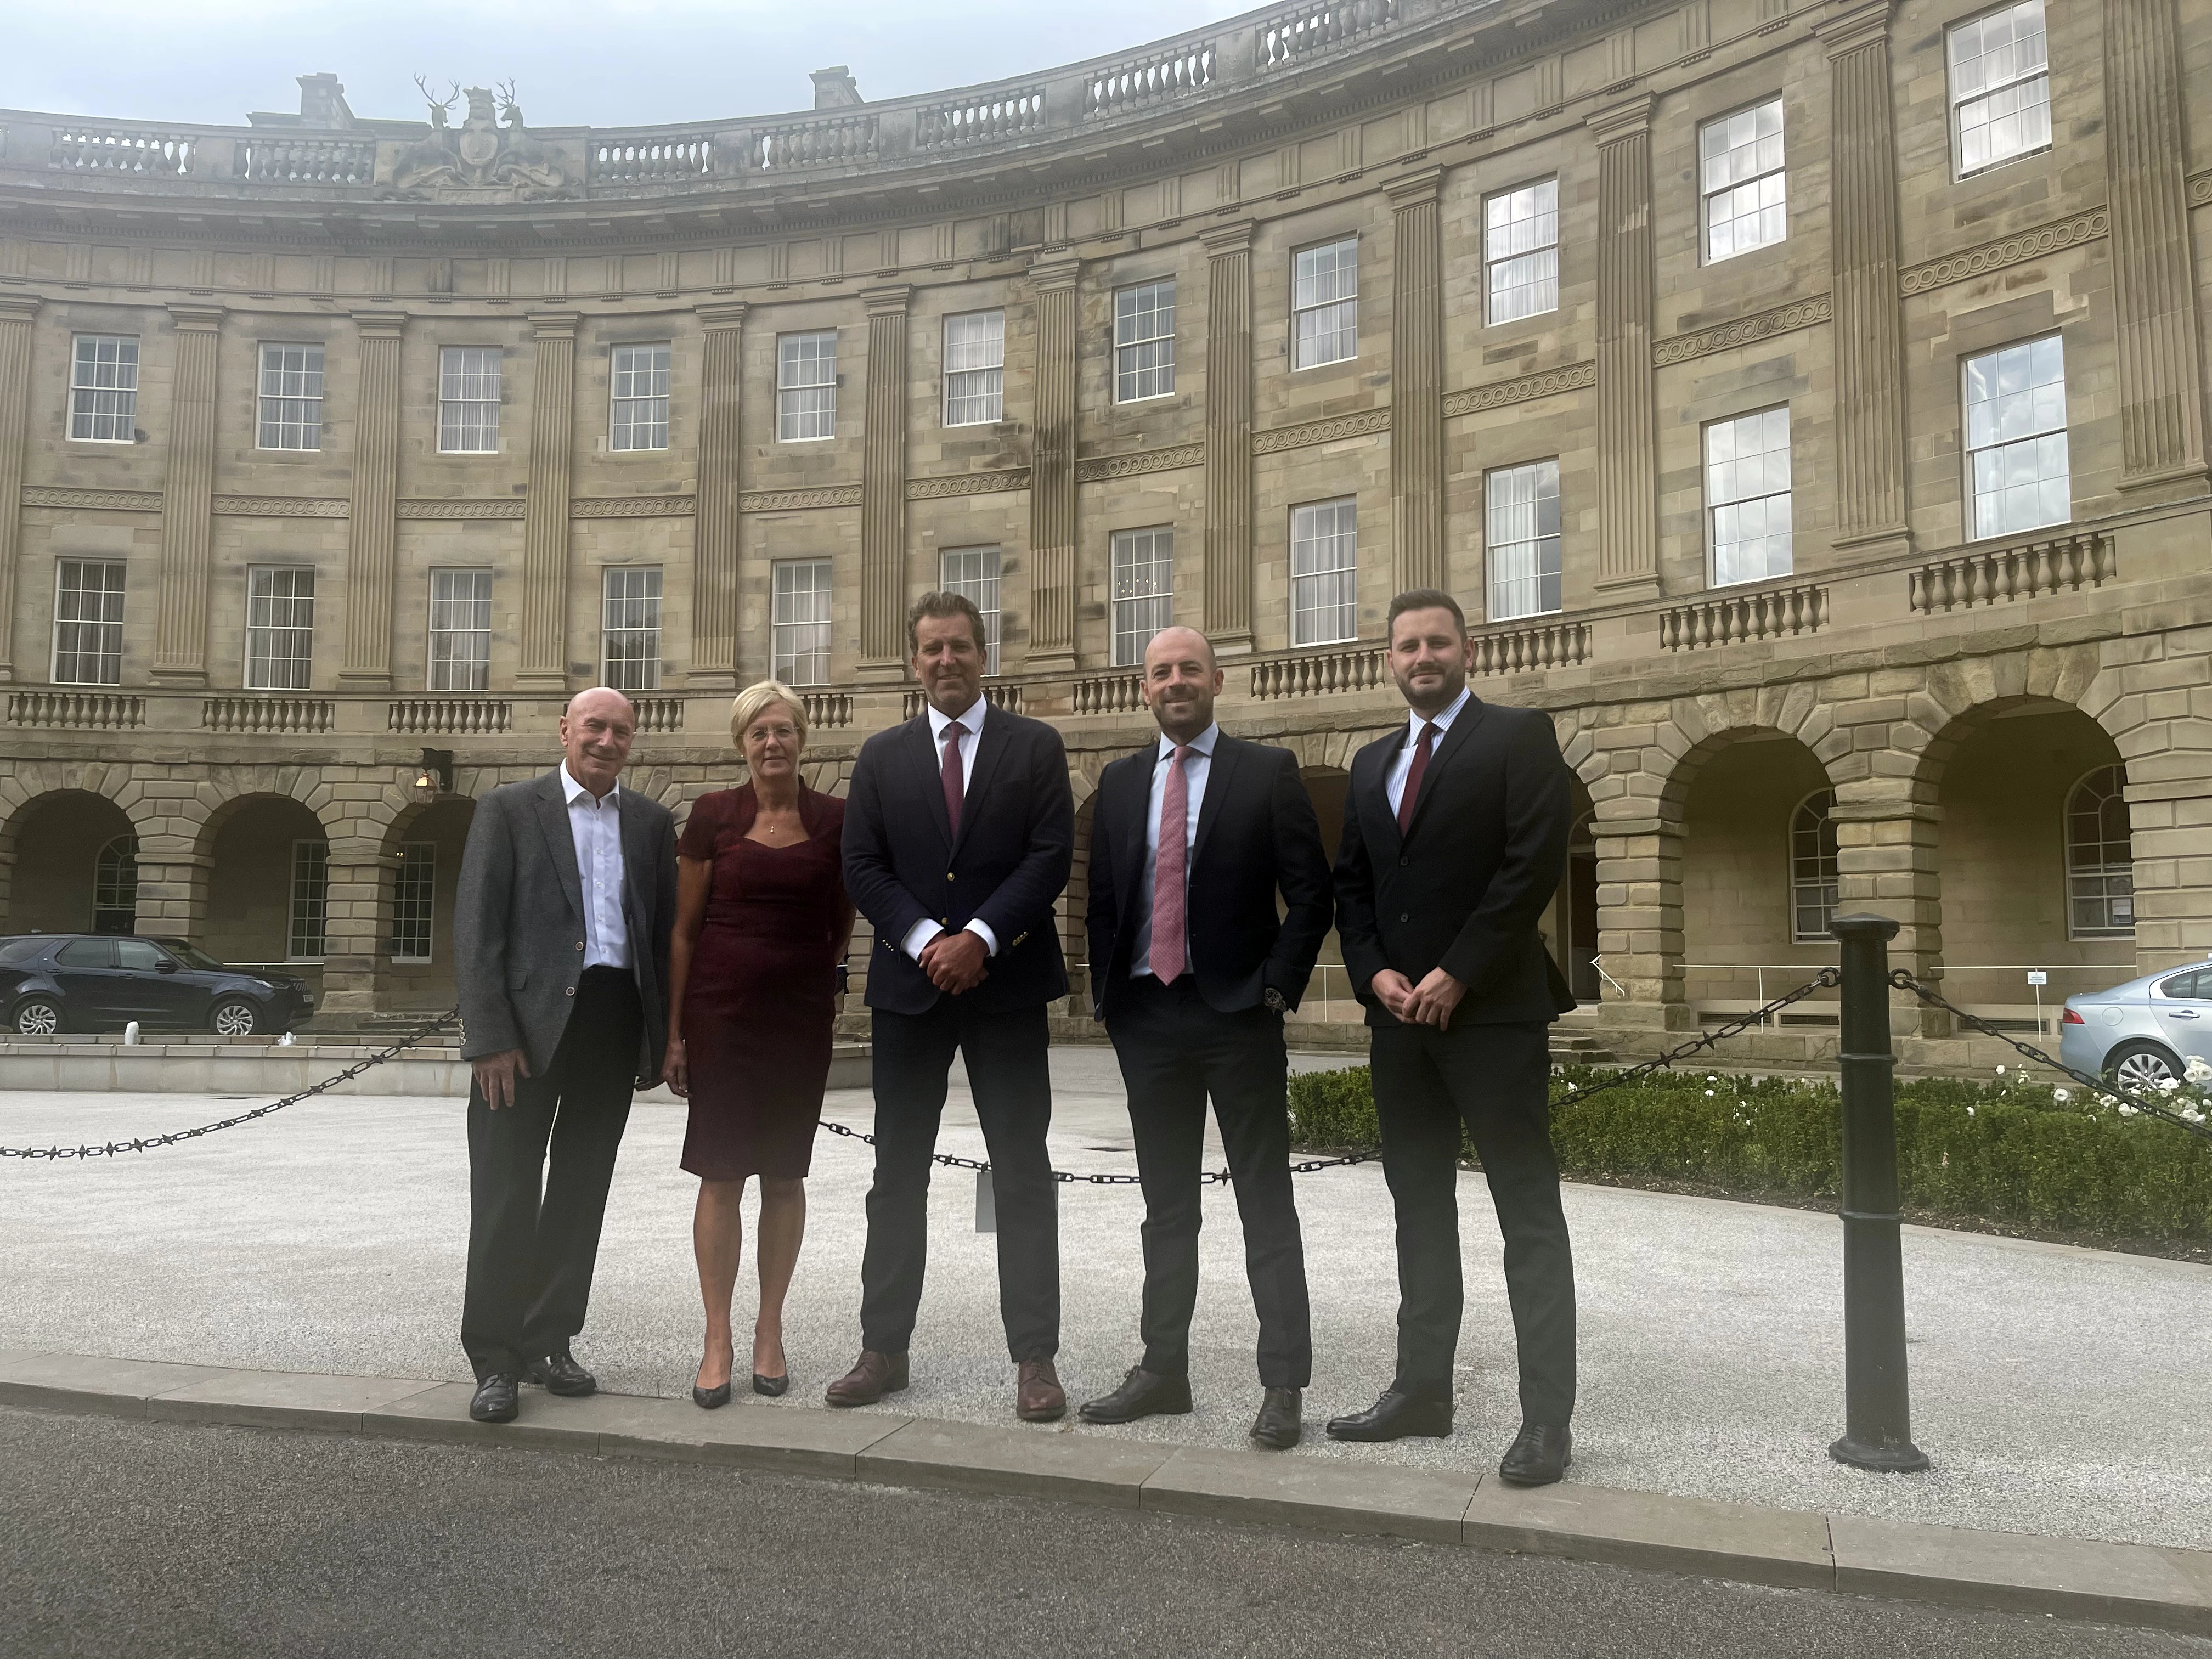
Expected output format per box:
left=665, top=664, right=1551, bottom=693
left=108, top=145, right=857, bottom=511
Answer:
left=1263, top=987, right=1289, bottom=1014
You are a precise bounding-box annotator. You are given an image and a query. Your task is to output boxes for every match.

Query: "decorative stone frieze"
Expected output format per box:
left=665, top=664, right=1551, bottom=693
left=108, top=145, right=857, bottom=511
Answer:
left=395, top=499, right=526, bottom=520
left=1075, top=444, right=1205, bottom=482
left=19, top=486, right=162, bottom=512
left=1251, top=409, right=1393, bottom=453
left=740, top=486, right=862, bottom=514
left=1897, top=208, right=2111, bottom=295
left=1442, top=363, right=1596, bottom=417
left=907, top=469, right=1031, bottom=501
left=1652, top=296, right=1832, bottom=366
left=213, top=495, right=349, bottom=517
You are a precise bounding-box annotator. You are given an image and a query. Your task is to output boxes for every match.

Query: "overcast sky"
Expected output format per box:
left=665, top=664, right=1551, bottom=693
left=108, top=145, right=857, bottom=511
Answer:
left=3, top=1, right=1252, bottom=128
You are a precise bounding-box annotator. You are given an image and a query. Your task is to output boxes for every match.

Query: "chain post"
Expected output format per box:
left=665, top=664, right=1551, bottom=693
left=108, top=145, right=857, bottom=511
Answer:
left=1827, top=913, right=1929, bottom=1474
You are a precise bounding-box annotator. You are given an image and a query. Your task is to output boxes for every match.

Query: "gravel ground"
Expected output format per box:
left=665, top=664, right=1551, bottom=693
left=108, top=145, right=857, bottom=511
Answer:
left=2, top=1045, right=2207, bottom=1553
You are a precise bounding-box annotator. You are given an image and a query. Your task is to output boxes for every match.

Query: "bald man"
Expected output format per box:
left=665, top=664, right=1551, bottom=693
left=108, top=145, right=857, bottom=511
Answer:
left=453, top=687, right=678, bottom=1423
left=1080, top=628, right=1334, bottom=1448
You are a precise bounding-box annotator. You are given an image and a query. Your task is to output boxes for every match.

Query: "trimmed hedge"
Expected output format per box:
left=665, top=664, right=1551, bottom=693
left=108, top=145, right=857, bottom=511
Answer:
left=1286, top=1063, right=2212, bottom=1238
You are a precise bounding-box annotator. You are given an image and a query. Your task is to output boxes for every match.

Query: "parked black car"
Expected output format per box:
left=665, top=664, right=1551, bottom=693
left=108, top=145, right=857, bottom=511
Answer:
left=0, top=935, right=314, bottom=1037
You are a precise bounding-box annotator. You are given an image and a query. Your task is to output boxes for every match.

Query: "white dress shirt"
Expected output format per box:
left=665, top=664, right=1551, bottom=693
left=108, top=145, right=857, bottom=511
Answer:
left=1130, top=723, right=1219, bottom=978
left=561, top=763, right=630, bottom=970
left=901, top=693, right=1003, bottom=962
left=1385, top=687, right=1471, bottom=819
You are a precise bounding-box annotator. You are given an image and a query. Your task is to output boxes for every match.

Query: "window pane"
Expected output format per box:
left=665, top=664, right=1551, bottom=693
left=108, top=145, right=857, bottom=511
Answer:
left=1290, top=499, right=1357, bottom=647
left=245, top=566, right=315, bottom=691
left=1965, top=336, right=2069, bottom=538
left=939, top=545, right=1003, bottom=676
left=2066, top=764, right=2134, bottom=938
left=54, top=559, right=127, bottom=685
left=1790, top=791, right=1841, bottom=942
left=391, top=843, right=436, bottom=962
left=428, top=569, right=493, bottom=691
left=1702, top=98, right=1787, bottom=262
left=777, top=332, right=837, bottom=441
left=1485, top=181, right=1559, bottom=324
left=944, top=311, right=1006, bottom=426
left=1950, top=0, right=2051, bottom=175
left=600, top=566, right=663, bottom=691
left=289, top=840, right=329, bottom=960
left=1487, top=460, right=1563, bottom=622
left=1293, top=239, right=1359, bottom=369
left=610, top=342, right=671, bottom=451
left=69, top=335, right=139, bottom=442
left=1110, top=527, right=1176, bottom=667
left=257, top=342, right=324, bottom=450
left=771, top=559, right=833, bottom=685
left=438, top=347, right=500, bottom=453
left=1706, top=408, right=1793, bottom=586
left=1114, top=280, right=1177, bottom=402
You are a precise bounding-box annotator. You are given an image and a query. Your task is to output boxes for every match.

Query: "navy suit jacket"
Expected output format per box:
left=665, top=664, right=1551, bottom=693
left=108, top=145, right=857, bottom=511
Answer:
left=842, top=703, right=1074, bottom=1015
left=1334, top=697, right=1576, bottom=1028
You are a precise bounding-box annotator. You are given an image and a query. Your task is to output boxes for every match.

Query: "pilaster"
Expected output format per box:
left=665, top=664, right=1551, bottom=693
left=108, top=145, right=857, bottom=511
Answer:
left=1588, top=99, right=1658, bottom=594
left=1831, top=794, right=1945, bottom=1036
left=1386, top=170, right=1446, bottom=597
left=317, top=838, right=386, bottom=1015
left=1202, top=222, right=1255, bottom=647
left=2102, top=0, right=2209, bottom=496
left=517, top=311, right=579, bottom=693
left=151, top=303, right=222, bottom=686
left=1590, top=812, right=1694, bottom=1030
left=693, top=301, right=748, bottom=690
left=0, top=295, right=38, bottom=684
left=340, top=311, right=404, bottom=689
left=1820, top=2, right=1912, bottom=554
left=1028, top=259, right=1081, bottom=667
left=860, top=285, right=913, bottom=673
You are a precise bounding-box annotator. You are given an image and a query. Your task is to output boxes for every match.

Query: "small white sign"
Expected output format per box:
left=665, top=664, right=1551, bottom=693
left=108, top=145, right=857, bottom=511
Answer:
left=2027, top=970, right=2049, bottom=986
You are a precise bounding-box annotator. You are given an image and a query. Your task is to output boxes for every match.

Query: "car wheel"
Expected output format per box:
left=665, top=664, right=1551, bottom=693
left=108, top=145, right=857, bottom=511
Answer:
left=210, top=999, right=260, bottom=1039
left=12, top=998, right=62, bottom=1037
left=2106, top=1040, right=2183, bottom=1092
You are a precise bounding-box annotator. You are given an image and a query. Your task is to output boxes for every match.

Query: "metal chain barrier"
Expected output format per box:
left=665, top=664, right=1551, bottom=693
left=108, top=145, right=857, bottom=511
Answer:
left=1888, top=970, right=2212, bottom=1142
left=1547, top=968, right=1841, bottom=1107
left=0, top=1009, right=461, bottom=1161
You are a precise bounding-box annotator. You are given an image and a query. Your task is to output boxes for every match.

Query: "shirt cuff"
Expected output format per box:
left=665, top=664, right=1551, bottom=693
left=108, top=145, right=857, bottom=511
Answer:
left=901, top=918, right=943, bottom=962
left=965, top=919, right=1000, bottom=956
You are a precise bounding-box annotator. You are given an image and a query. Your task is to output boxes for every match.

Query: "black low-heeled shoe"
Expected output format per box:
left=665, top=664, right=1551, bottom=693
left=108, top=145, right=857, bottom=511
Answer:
left=692, top=1380, right=732, bottom=1410
left=752, top=1373, right=790, bottom=1397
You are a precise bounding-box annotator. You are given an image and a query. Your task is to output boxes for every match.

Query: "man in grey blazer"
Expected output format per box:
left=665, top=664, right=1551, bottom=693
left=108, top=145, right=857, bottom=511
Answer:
left=453, top=687, right=678, bottom=1423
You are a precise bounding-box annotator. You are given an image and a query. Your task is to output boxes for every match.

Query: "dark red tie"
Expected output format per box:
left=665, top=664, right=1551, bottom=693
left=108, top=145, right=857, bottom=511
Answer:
left=940, top=720, right=968, bottom=836
left=1396, top=721, right=1436, bottom=835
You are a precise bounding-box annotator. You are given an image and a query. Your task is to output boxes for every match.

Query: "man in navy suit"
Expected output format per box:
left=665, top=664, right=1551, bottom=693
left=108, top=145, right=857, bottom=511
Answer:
left=1325, top=588, right=1579, bottom=1487
left=1078, top=627, right=1332, bottom=1449
left=833, top=591, right=1075, bottom=1421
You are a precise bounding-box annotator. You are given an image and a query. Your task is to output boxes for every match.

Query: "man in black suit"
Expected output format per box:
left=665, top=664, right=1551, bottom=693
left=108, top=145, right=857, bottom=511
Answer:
left=1325, top=588, right=1579, bottom=1487
left=453, top=687, right=679, bottom=1424
left=834, top=591, right=1075, bottom=1421
left=1076, top=628, right=1332, bottom=1448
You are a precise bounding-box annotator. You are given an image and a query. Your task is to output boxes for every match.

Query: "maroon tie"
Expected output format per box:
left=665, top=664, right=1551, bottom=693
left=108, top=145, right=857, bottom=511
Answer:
left=940, top=720, right=968, bottom=837
left=1396, top=721, right=1437, bottom=835
left=1149, top=745, right=1192, bottom=983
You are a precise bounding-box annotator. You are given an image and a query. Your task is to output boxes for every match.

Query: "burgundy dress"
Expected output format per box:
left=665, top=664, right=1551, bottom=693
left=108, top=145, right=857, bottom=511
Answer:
left=676, top=785, right=849, bottom=1181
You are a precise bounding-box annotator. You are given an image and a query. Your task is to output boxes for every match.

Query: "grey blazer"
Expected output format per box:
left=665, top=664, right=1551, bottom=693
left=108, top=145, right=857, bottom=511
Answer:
left=453, top=768, right=678, bottom=1082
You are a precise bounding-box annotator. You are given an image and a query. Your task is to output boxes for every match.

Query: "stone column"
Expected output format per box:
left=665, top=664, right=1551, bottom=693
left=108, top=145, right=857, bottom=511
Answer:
left=860, top=285, right=912, bottom=672
left=1201, top=222, right=1255, bottom=647
left=340, top=311, right=404, bottom=690
left=0, top=295, right=37, bottom=682
left=693, top=301, right=747, bottom=690
left=1027, top=258, right=1080, bottom=668
left=517, top=311, right=579, bottom=693
left=1591, top=811, right=1692, bottom=1032
left=315, top=834, right=388, bottom=1017
left=1588, top=99, right=1658, bottom=594
left=1387, top=170, right=1446, bottom=597
left=151, top=303, right=222, bottom=686
left=2102, top=0, right=2209, bottom=495
left=1832, top=793, right=1946, bottom=1036
left=1820, top=2, right=1912, bottom=552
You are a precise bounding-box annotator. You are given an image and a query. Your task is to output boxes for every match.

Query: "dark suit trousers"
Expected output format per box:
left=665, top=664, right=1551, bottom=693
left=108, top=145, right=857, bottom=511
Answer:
left=1372, top=1018, right=1576, bottom=1425
left=461, top=968, right=643, bottom=1381
left=1107, top=975, right=1312, bottom=1387
left=862, top=999, right=1059, bottom=1362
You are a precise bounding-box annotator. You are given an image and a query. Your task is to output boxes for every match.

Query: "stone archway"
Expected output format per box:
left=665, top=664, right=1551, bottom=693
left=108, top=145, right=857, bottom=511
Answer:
left=375, top=796, right=479, bottom=1012
left=2, top=790, right=140, bottom=936
left=196, top=793, right=336, bottom=975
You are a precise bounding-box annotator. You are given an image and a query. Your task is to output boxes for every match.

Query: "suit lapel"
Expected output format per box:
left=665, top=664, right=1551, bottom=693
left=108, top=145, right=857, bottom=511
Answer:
left=533, top=770, right=586, bottom=923
left=1115, top=744, right=1155, bottom=935
left=954, top=704, right=1012, bottom=855
left=1189, top=732, right=1238, bottom=867
left=1403, top=696, right=1487, bottom=843
left=617, top=787, right=653, bottom=934
left=905, top=715, right=955, bottom=850
left=1363, top=727, right=1409, bottom=858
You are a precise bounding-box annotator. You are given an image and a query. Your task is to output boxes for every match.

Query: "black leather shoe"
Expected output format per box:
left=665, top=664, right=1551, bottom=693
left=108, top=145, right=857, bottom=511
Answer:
left=1250, top=1386, right=1302, bottom=1451
left=469, top=1373, right=519, bottom=1424
left=1498, top=1423, right=1573, bottom=1487
left=1324, top=1386, right=1453, bottom=1442
left=752, top=1373, right=790, bottom=1397
left=692, top=1380, right=732, bottom=1410
left=1077, top=1365, right=1193, bottom=1425
left=525, top=1350, right=596, bottom=1397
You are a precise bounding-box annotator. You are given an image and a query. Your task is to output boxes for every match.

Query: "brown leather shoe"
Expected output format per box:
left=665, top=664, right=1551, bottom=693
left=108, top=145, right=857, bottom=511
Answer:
left=825, top=1349, right=908, bottom=1408
left=1015, top=1358, right=1066, bottom=1423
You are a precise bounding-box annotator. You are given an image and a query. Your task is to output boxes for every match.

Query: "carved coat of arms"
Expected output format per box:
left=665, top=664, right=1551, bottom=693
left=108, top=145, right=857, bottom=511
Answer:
left=387, top=79, right=573, bottom=198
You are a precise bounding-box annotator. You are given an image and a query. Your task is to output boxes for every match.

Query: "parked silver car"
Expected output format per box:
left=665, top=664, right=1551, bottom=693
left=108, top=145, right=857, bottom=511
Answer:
left=2058, top=964, right=2212, bottom=1088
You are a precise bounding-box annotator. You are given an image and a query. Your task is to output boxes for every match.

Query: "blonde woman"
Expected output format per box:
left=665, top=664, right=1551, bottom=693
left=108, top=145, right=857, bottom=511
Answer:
left=663, top=681, right=854, bottom=1406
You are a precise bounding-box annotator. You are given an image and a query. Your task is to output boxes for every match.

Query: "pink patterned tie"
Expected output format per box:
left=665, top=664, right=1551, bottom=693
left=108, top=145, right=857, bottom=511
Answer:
left=940, top=720, right=967, bottom=837
left=1149, top=745, right=1192, bottom=983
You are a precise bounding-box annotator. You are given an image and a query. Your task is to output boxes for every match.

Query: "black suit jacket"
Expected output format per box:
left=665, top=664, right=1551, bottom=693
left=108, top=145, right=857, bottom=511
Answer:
left=1334, top=697, right=1576, bottom=1028
left=1086, top=732, right=1334, bottom=1021
left=842, top=703, right=1074, bottom=1015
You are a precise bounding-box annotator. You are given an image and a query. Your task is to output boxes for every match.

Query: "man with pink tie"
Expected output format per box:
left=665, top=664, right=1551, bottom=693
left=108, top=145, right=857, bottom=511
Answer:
left=1078, top=627, right=1334, bottom=1448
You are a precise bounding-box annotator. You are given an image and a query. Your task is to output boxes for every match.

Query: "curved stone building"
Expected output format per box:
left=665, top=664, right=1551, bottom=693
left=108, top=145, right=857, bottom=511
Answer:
left=1, top=0, right=2207, bottom=1058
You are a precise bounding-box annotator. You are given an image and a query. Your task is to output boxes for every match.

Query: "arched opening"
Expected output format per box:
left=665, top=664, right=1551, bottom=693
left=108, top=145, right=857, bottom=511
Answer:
left=5, top=791, right=139, bottom=936
left=201, top=796, right=331, bottom=984
left=1933, top=704, right=2133, bottom=1025
left=1298, top=764, right=1352, bottom=1022
left=380, top=797, right=477, bottom=1011
left=1676, top=731, right=1839, bottom=1026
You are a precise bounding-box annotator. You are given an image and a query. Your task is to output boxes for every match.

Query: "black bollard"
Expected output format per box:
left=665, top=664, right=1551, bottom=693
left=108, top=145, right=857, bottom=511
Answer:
left=1827, top=912, right=1929, bottom=1472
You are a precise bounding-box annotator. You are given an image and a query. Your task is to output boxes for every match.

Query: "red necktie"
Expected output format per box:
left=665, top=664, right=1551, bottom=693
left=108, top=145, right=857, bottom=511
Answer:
left=1396, top=721, right=1436, bottom=835
left=1149, top=745, right=1192, bottom=983
left=940, top=720, right=968, bottom=837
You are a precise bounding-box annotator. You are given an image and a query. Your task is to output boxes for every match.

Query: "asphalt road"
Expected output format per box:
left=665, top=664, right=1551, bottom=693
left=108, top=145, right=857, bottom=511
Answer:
left=1, top=1406, right=2200, bottom=1659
